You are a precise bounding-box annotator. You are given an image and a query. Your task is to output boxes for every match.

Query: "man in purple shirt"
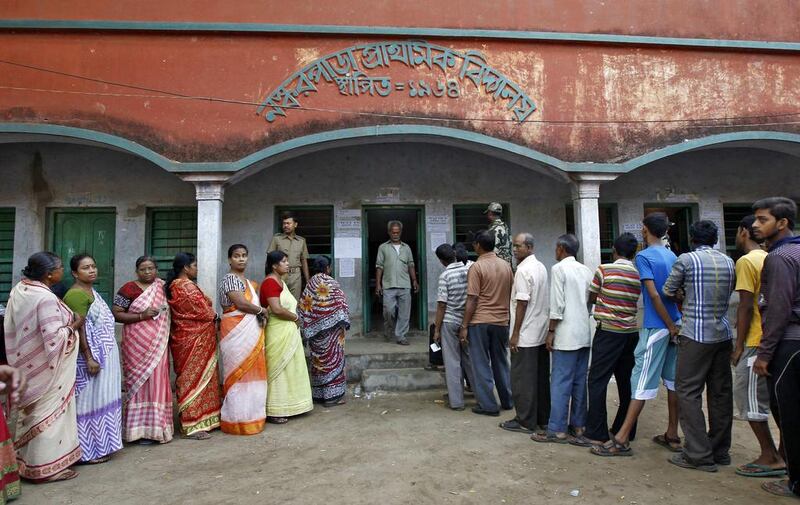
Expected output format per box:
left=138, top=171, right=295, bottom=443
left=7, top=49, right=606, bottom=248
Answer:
left=751, top=197, right=800, bottom=498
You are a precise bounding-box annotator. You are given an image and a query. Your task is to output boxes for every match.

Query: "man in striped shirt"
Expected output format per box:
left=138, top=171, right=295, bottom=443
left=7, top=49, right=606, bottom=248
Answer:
left=580, top=233, right=642, bottom=446
left=663, top=220, right=735, bottom=473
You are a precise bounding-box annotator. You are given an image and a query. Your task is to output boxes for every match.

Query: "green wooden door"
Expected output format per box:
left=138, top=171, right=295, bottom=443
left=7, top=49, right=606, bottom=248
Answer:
left=0, top=209, right=15, bottom=304
left=49, top=209, right=116, bottom=303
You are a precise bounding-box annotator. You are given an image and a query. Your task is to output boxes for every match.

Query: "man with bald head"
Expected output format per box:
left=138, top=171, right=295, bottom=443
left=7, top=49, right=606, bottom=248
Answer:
left=500, top=233, right=551, bottom=434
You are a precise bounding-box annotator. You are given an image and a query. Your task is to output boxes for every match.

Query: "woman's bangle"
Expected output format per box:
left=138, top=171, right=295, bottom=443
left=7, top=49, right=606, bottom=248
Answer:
left=257, top=307, right=264, bottom=316
left=138, top=313, right=143, bottom=321
left=293, top=313, right=299, bottom=322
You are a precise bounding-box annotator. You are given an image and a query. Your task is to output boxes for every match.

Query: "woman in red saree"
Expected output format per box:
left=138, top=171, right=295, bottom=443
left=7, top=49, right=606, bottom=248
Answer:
left=166, top=252, right=221, bottom=439
left=112, top=256, right=174, bottom=444
left=0, top=365, right=24, bottom=501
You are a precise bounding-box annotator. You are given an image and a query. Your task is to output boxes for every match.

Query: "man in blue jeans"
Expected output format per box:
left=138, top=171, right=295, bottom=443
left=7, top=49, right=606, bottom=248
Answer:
left=459, top=230, right=514, bottom=417
left=531, top=234, right=593, bottom=444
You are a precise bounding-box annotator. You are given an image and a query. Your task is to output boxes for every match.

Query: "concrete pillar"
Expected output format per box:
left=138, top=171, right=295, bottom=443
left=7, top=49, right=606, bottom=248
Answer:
left=570, top=174, right=618, bottom=272
left=183, top=175, right=228, bottom=308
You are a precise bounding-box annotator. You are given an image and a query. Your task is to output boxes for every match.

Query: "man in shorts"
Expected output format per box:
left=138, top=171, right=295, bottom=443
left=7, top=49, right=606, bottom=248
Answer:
left=591, top=212, right=681, bottom=457
left=732, top=214, right=785, bottom=478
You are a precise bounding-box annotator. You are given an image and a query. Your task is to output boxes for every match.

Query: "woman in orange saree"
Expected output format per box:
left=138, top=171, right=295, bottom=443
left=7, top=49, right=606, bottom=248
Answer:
left=218, top=244, right=267, bottom=435
left=166, top=252, right=222, bottom=440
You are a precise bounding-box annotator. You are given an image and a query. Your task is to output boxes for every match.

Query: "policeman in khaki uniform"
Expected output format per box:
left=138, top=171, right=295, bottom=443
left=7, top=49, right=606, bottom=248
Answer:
left=485, top=202, right=512, bottom=265
left=267, top=211, right=310, bottom=300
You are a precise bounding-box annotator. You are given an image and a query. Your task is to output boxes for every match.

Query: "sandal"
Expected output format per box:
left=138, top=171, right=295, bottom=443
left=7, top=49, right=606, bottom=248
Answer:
left=590, top=438, right=633, bottom=457
left=653, top=433, right=682, bottom=452
left=268, top=416, right=289, bottom=424
left=736, top=462, right=787, bottom=478
left=186, top=431, right=211, bottom=440
left=668, top=453, right=718, bottom=472
left=568, top=435, right=595, bottom=447
left=41, top=469, right=79, bottom=482
left=83, top=456, right=111, bottom=465
left=761, top=479, right=797, bottom=497
left=531, top=432, right=569, bottom=444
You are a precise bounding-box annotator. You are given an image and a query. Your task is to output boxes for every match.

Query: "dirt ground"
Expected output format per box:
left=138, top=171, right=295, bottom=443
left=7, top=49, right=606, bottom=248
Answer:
left=24, top=386, right=777, bottom=505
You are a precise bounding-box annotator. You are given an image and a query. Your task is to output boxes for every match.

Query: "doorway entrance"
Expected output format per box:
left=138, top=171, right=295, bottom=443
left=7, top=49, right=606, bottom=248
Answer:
left=362, top=206, right=426, bottom=335
left=48, top=208, right=116, bottom=303
left=643, top=204, right=697, bottom=256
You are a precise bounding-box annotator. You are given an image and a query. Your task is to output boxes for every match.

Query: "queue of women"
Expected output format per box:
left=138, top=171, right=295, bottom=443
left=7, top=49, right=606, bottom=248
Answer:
left=0, top=244, right=350, bottom=494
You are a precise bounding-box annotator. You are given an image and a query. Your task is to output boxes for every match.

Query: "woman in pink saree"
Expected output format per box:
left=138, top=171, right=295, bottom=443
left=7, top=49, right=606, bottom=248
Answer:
left=112, top=256, right=173, bottom=444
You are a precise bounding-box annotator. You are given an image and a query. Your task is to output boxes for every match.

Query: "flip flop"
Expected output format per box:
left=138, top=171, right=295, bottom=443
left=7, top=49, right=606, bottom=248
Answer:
left=531, top=432, right=569, bottom=444
left=590, top=438, right=633, bottom=457
left=185, top=431, right=211, bottom=440
left=761, top=479, right=797, bottom=497
left=653, top=433, right=682, bottom=452
left=736, top=462, right=787, bottom=478
left=268, top=416, right=289, bottom=424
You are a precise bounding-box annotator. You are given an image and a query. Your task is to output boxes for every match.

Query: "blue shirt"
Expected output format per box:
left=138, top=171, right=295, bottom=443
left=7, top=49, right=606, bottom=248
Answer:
left=635, top=245, right=681, bottom=329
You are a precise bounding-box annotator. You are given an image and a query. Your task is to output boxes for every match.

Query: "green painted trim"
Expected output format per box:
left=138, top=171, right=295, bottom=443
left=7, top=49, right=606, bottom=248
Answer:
left=3, top=124, right=800, bottom=178
left=2, top=19, right=799, bottom=53
left=616, top=131, right=800, bottom=173
left=0, top=123, right=176, bottom=171
left=231, top=125, right=569, bottom=181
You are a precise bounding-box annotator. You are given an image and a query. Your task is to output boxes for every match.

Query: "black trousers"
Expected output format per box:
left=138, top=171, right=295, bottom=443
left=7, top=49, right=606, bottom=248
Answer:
left=584, top=329, right=638, bottom=441
left=768, top=339, right=800, bottom=497
left=510, top=344, right=550, bottom=430
left=675, top=337, right=733, bottom=466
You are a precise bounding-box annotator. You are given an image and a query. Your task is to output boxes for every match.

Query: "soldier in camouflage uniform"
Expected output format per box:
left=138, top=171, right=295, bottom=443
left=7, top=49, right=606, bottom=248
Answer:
left=485, top=202, right=512, bottom=264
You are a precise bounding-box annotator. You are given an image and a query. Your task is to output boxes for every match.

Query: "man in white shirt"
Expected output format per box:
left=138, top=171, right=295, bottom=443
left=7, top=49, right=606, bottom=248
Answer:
left=531, top=234, right=593, bottom=444
left=500, top=233, right=550, bottom=434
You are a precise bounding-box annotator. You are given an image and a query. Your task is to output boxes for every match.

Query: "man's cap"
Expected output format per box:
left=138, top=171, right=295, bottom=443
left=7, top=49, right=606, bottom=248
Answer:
left=483, top=202, right=503, bottom=215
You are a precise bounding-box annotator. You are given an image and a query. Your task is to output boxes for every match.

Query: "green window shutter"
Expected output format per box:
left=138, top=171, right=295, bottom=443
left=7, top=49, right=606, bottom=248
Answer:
left=273, top=207, right=334, bottom=257
left=453, top=203, right=510, bottom=259
left=723, top=205, right=753, bottom=261
left=147, top=208, right=197, bottom=276
left=0, top=209, right=14, bottom=304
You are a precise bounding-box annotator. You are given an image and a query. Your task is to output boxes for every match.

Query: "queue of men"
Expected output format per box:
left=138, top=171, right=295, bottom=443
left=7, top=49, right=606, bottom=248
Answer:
left=431, top=197, right=799, bottom=499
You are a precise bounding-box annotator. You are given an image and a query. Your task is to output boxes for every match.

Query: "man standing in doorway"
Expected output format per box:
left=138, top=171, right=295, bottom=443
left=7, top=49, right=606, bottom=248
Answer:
left=591, top=212, right=681, bottom=457
left=531, top=234, right=593, bottom=444
left=376, top=220, right=419, bottom=346
left=500, top=233, right=550, bottom=434
left=268, top=211, right=310, bottom=301
left=751, top=197, right=800, bottom=499
left=731, top=214, right=785, bottom=478
left=460, top=229, right=514, bottom=416
left=485, top=203, right=512, bottom=265
left=663, top=221, right=735, bottom=473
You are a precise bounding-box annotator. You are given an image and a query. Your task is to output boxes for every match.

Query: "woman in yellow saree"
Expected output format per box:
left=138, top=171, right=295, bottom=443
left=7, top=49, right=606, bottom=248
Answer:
left=218, top=244, right=267, bottom=435
left=259, top=251, right=312, bottom=424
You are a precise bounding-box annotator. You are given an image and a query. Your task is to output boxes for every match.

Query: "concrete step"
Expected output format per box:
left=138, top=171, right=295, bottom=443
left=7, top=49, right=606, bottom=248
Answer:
left=345, top=336, right=430, bottom=382
left=361, top=367, right=445, bottom=393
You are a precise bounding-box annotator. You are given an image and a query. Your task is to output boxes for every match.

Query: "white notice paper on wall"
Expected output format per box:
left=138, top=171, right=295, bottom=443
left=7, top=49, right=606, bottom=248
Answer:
left=426, top=215, right=451, bottom=232
left=334, top=237, right=362, bottom=258
left=338, top=258, right=355, bottom=278
left=430, top=232, right=448, bottom=252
